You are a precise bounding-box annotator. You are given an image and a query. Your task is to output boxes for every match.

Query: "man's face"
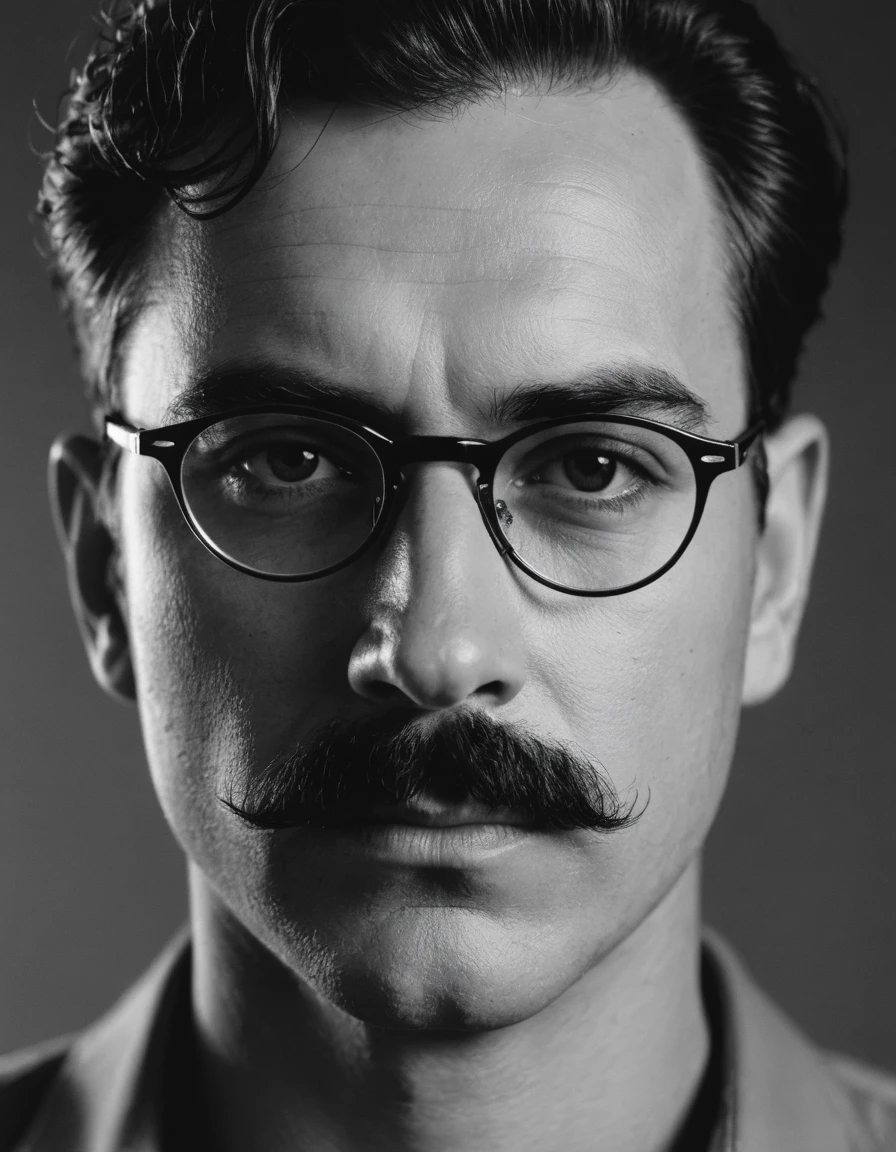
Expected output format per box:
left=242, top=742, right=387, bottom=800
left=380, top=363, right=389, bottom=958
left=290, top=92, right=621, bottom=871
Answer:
left=113, top=75, right=760, bottom=1028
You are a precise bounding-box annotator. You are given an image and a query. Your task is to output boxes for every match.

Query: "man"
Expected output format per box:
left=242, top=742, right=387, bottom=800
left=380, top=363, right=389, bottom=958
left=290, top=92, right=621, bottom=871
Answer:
left=2, top=0, right=893, bottom=1148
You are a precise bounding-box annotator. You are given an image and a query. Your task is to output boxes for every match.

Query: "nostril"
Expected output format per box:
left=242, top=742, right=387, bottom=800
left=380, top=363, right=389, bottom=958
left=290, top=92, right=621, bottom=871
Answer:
left=364, top=681, right=407, bottom=704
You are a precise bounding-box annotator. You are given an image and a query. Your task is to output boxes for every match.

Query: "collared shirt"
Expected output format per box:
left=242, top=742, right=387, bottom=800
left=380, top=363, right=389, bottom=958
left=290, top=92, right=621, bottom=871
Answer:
left=1, top=926, right=895, bottom=1151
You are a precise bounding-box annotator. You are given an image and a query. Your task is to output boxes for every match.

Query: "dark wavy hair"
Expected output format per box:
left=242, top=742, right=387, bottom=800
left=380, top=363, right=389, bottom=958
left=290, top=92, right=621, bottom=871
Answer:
left=37, top=0, right=847, bottom=437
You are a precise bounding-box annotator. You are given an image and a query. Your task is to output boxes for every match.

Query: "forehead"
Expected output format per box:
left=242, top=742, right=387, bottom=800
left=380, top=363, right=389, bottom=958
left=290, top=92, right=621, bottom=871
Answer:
left=123, top=73, right=744, bottom=432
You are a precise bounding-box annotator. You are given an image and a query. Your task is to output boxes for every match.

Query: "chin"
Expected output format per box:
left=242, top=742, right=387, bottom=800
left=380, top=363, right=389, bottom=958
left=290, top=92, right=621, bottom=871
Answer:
left=284, top=905, right=587, bottom=1032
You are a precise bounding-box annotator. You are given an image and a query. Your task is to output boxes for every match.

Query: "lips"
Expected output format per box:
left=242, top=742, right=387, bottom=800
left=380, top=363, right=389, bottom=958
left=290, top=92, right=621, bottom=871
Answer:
left=361, top=796, right=534, bottom=828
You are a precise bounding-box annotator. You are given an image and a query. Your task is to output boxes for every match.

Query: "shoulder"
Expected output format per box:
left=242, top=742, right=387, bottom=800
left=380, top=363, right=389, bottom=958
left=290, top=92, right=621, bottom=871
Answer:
left=0, top=1036, right=72, bottom=1150
left=825, top=1049, right=896, bottom=1149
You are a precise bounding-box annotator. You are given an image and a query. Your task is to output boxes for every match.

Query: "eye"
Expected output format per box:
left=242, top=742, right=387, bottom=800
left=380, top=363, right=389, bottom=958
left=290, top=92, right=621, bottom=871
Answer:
left=238, top=440, right=345, bottom=488
left=522, top=446, right=640, bottom=497
left=555, top=450, right=619, bottom=493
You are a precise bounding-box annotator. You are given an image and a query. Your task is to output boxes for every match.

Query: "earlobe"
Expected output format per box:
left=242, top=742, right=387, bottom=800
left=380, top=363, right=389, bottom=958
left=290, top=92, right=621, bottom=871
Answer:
left=742, top=414, right=829, bottom=706
left=48, top=434, right=136, bottom=703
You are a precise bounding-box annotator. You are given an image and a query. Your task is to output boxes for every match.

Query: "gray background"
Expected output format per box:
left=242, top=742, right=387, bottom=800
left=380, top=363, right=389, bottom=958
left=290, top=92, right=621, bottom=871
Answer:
left=2, top=0, right=894, bottom=1067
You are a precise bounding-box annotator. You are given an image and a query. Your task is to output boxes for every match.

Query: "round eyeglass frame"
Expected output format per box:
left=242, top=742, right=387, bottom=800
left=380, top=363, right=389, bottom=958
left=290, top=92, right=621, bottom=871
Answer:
left=105, top=405, right=764, bottom=597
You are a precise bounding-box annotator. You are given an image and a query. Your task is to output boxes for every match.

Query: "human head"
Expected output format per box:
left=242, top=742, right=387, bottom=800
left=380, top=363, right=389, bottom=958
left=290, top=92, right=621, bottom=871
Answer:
left=43, top=0, right=846, bottom=1030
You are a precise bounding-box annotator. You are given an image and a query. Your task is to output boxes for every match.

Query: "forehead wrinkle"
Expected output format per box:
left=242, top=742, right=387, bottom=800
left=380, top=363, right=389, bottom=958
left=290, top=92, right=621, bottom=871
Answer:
left=225, top=273, right=525, bottom=294
left=220, top=196, right=651, bottom=257
left=216, top=220, right=660, bottom=303
left=222, top=253, right=667, bottom=339
left=213, top=179, right=675, bottom=318
left=133, top=80, right=743, bottom=431
left=209, top=200, right=489, bottom=252
left=222, top=254, right=644, bottom=289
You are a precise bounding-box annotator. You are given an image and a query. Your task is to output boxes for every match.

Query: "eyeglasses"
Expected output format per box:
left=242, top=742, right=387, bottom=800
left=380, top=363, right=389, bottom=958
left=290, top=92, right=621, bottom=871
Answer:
left=105, top=406, right=763, bottom=597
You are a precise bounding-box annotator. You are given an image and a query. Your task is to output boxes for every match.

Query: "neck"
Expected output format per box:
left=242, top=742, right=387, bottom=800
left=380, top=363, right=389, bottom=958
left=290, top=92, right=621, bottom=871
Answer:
left=184, top=860, right=711, bottom=1152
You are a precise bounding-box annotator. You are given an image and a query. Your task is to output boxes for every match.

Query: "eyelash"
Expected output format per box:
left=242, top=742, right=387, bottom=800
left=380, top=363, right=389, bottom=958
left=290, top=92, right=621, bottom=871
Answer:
left=521, top=476, right=653, bottom=521
left=224, top=435, right=344, bottom=465
left=520, top=444, right=656, bottom=494
left=212, top=438, right=347, bottom=500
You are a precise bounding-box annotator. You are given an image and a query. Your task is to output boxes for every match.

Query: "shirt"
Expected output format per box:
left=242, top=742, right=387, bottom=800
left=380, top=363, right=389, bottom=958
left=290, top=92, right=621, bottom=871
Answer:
left=1, top=926, right=894, bottom=1151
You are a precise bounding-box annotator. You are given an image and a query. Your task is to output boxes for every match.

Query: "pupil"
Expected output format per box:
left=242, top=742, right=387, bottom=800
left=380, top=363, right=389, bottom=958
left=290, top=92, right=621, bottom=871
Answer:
left=268, top=447, right=318, bottom=482
left=563, top=452, right=615, bottom=492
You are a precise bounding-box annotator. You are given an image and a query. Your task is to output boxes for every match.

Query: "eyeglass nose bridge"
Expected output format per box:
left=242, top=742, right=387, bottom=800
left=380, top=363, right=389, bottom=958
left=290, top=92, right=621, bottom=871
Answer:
left=380, top=435, right=513, bottom=556
left=389, top=435, right=490, bottom=467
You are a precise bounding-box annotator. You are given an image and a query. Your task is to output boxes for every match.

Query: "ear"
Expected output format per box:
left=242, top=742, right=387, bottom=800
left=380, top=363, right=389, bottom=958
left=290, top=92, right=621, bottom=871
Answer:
left=742, top=414, right=829, bottom=706
left=48, top=434, right=136, bottom=703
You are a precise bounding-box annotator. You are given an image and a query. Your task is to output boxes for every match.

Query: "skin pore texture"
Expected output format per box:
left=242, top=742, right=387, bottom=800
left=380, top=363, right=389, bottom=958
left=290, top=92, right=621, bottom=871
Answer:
left=52, top=72, right=829, bottom=1152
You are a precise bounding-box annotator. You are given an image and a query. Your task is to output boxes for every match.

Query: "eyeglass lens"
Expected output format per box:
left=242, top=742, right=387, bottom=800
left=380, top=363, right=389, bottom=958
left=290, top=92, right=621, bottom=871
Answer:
left=492, top=421, right=697, bottom=592
left=181, top=413, right=387, bottom=577
left=180, top=414, right=698, bottom=590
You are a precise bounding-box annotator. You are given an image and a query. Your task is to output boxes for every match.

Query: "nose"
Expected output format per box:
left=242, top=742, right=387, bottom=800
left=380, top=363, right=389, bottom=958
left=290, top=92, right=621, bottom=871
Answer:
left=347, top=464, right=527, bottom=710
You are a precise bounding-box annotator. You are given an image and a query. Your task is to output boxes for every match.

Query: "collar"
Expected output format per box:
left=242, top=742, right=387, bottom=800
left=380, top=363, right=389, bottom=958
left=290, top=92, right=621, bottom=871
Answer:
left=17, top=926, right=872, bottom=1152
left=17, top=929, right=190, bottom=1152
left=700, top=926, right=875, bottom=1151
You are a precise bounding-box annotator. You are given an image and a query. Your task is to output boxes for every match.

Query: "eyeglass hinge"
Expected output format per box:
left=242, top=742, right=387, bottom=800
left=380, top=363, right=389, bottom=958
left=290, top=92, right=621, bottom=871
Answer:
left=106, top=422, right=142, bottom=455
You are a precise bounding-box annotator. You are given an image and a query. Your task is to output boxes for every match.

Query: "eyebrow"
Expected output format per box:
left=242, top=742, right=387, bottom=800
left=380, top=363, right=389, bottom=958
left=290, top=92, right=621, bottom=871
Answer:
left=488, top=370, right=709, bottom=431
left=166, top=360, right=709, bottom=434
left=167, top=363, right=390, bottom=428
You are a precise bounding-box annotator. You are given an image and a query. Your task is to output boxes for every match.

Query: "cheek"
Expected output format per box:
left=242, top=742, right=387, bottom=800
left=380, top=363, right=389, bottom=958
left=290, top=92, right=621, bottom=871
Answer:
left=117, top=461, right=360, bottom=861
left=118, top=461, right=242, bottom=846
left=538, top=476, right=757, bottom=863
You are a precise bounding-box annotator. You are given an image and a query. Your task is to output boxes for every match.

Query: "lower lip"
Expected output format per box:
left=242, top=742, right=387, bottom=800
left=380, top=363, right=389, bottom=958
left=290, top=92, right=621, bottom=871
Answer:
left=327, top=821, right=537, bottom=865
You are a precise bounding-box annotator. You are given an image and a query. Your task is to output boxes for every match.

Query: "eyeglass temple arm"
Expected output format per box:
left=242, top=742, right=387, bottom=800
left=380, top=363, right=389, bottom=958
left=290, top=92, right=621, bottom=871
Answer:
left=733, top=421, right=765, bottom=465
